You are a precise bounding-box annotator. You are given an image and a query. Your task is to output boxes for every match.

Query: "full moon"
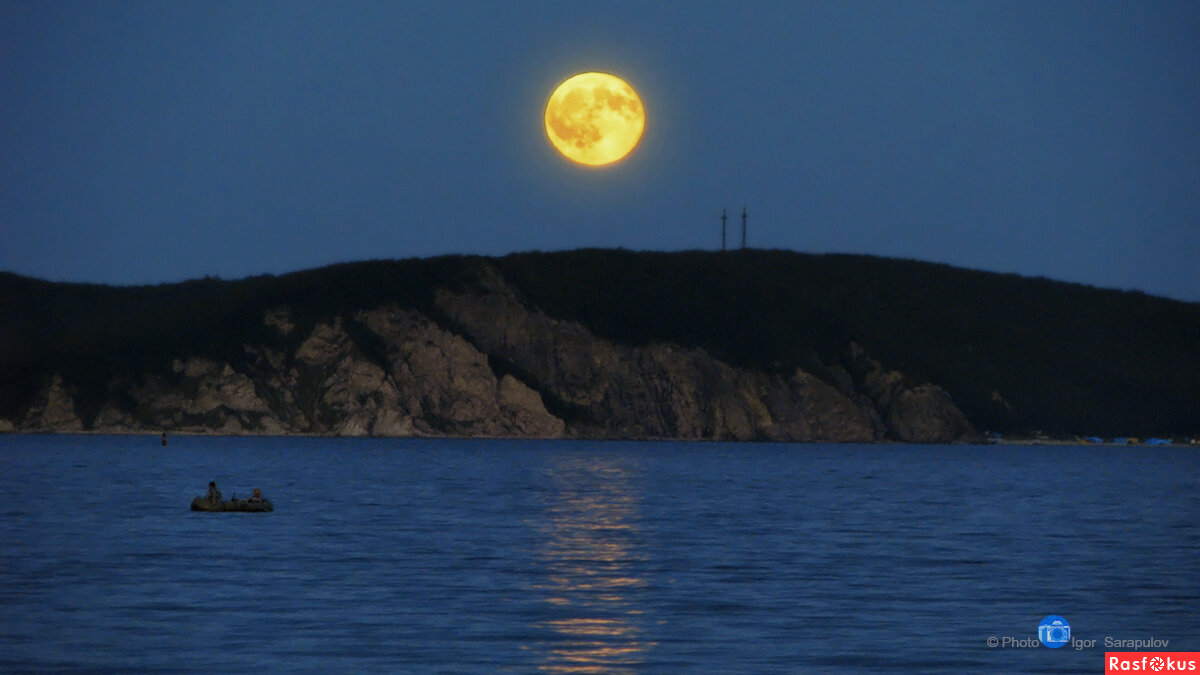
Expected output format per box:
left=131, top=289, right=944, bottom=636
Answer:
left=544, top=72, right=645, bottom=166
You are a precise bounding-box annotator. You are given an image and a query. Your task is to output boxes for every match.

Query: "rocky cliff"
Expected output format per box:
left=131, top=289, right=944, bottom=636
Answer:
left=0, top=259, right=975, bottom=442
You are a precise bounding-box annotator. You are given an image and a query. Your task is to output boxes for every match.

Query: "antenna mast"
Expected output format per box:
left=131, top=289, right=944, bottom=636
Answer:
left=721, top=208, right=727, bottom=251
left=741, top=206, right=747, bottom=249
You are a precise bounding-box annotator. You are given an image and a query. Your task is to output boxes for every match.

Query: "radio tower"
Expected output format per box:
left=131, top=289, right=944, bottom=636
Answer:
left=721, top=208, right=727, bottom=251
left=741, top=206, right=747, bottom=249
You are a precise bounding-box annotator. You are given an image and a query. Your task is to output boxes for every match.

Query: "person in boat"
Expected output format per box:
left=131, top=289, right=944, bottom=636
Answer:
left=205, top=481, right=223, bottom=503
left=248, top=488, right=264, bottom=504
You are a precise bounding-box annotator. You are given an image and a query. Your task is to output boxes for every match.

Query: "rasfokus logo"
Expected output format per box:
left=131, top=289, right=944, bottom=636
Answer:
left=1106, top=653, right=1200, bottom=673
left=1038, top=615, right=1071, bottom=648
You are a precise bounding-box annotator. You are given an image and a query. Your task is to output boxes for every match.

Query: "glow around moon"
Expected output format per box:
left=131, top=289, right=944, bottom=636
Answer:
left=544, top=72, right=645, bottom=166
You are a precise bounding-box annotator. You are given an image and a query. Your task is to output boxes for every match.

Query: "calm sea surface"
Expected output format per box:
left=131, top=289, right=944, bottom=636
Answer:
left=1, top=435, right=1197, bottom=673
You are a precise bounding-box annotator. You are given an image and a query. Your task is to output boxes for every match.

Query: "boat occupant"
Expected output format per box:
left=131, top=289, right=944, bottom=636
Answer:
left=205, top=481, right=222, bottom=503
left=248, top=488, right=263, bottom=504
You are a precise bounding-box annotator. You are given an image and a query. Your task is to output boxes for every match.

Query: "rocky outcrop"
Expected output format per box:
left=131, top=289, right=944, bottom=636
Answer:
left=283, top=316, right=400, bottom=435
left=348, top=306, right=562, bottom=437
left=434, top=262, right=879, bottom=441
left=103, top=357, right=284, bottom=434
left=842, top=343, right=976, bottom=443
left=3, top=262, right=975, bottom=442
left=21, top=375, right=83, bottom=432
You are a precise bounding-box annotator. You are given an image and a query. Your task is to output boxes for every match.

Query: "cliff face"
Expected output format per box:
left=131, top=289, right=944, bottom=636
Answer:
left=1, top=260, right=975, bottom=442
left=434, top=261, right=888, bottom=441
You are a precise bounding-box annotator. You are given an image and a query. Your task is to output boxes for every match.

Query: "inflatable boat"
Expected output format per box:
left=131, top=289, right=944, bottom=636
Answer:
left=190, top=496, right=274, bottom=513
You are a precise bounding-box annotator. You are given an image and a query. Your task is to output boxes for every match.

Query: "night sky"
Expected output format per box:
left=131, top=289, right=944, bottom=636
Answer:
left=3, top=1, right=1198, bottom=301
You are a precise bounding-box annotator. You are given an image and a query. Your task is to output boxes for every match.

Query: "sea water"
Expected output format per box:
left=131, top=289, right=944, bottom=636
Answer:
left=1, top=435, right=1197, bottom=673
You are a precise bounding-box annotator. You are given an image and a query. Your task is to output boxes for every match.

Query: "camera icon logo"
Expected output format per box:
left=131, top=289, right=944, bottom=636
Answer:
left=1037, top=615, right=1071, bottom=648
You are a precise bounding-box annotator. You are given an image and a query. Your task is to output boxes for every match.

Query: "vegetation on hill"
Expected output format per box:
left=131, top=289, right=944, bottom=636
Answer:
left=1, top=249, right=1197, bottom=437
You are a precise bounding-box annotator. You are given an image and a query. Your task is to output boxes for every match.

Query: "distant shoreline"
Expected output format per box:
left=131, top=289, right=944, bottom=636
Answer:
left=4, top=251, right=1198, bottom=443
left=2, top=429, right=1196, bottom=447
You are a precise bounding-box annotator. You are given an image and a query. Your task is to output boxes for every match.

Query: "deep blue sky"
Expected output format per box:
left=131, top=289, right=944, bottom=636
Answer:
left=2, top=1, right=1198, bottom=301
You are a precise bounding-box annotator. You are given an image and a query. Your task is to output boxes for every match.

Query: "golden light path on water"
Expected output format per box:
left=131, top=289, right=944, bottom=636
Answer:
left=526, top=455, right=653, bottom=674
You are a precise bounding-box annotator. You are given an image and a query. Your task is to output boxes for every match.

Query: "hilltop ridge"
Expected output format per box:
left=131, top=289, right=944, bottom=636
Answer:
left=1, top=249, right=1197, bottom=440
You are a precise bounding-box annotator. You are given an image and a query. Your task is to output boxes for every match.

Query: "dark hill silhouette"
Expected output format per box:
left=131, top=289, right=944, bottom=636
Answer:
left=0, top=249, right=1196, bottom=438
left=497, top=249, right=1200, bottom=437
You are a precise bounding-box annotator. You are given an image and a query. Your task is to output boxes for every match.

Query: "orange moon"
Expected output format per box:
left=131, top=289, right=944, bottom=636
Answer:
left=544, top=72, right=645, bottom=166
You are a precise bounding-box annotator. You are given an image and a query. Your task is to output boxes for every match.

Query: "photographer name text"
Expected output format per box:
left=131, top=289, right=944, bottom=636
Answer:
left=987, top=636, right=1169, bottom=651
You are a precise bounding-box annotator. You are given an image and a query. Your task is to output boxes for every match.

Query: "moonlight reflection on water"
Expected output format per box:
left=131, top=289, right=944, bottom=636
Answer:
left=530, top=455, right=653, bottom=673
